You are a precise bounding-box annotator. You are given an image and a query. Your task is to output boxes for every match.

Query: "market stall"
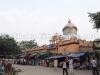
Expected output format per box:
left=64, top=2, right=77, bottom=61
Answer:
left=67, top=52, right=91, bottom=70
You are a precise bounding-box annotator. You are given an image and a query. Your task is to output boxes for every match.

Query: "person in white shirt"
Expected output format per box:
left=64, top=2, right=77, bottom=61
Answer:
left=62, top=59, right=68, bottom=75
left=91, top=57, right=99, bottom=75
left=54, top=58, right=58, bottom=71
left=24, top=59, right=26, bottom=65
left=69, top=57, right=74, bottom=74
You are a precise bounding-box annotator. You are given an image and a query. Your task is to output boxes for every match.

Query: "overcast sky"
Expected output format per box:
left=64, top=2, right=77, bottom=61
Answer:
left=0, top=0, right=100, bottom=46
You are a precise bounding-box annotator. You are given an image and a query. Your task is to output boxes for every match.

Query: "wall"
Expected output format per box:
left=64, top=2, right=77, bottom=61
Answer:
left=47, top=48, right=57, bottom=54
left=79, top=40, right=93, bottom=46
left=58, top=44, right=79, bottom=54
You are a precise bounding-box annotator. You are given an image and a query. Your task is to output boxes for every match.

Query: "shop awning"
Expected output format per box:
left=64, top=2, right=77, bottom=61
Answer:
left=67, top=52, right=85, bottom=58
left=20, top=55, right=27, bottom=57
left=94, top=50, right=100, bottom=52
left=40, top=52, right=51, bottom=58
left=30, top=53, right=37, bottom=57
left=40, top=52, right=50, bottom=55
left=46, top=55, right=66, bottom=59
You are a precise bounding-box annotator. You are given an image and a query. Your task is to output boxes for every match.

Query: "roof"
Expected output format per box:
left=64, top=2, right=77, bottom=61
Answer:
left=67, top=52, right=85, bottom=58
left=63, top=20, right=77, bottom=31
left=40, top=52, right=51, bottom=55
left=94, top=39, right=100, bottom=42
left=30, top=53, right=37, bottom=57
left=45, top=55, right=66, bottom=59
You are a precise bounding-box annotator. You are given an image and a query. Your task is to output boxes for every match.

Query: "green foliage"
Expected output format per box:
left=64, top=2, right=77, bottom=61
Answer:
left=0, top=34, right=20, bottom=57
left=88, top=12, right=100, bottom=32
left=0, top=34, right=38, bottom=57
left=19, top=40, right=38, bottom=50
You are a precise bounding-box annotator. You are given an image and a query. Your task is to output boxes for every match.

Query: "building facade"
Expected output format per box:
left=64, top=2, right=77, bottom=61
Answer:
left=21, top=20, right=93, bottom=55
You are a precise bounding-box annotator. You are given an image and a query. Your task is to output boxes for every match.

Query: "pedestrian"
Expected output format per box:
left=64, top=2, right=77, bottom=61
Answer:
left=91, top=57, right=99, bottom=75
left=69, top=57, right=74, bottom=74
left=54, top=58, right=58, bottom=71
left=32, top=59, right=34, bottom=66
left=24, top=59, right=26, bottom=65
left=47, top=59, right=49, bottom=67
left=66, top=58, right=69, bottom=68
left=62, top=59, right=68, bottom=75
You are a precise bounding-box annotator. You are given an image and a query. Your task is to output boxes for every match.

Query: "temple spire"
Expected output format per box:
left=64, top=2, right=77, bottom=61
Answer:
left=68, top=19, right=71, bottom=23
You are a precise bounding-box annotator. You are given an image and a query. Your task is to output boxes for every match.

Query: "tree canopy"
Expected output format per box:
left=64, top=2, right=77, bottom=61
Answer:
left=0, top=34, right=38, bottom=58
left=0, top=34, right=20, bottom=58
left=88, top=11, right=100, bottom=32
left=19, top=40, right=38, bottom=50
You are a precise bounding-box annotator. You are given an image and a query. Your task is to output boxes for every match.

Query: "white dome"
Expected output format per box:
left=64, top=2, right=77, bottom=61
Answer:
left=63, top=20, right=77, bottom=31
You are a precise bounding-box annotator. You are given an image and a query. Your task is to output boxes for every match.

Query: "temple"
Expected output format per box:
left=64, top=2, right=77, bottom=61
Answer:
left=21, top=20, right=93, bottom=55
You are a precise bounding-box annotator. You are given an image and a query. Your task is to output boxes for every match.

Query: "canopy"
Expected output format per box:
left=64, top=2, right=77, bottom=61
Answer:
left=46, top=55, right=66, bottom=59
left=67, top=52, right=85, bottom=58
left=47, top=44, right=52, bottom=49
left=20, top=55, right=27, bottom=58
left=40, top=52, right=51, bottom=58
left=30, top=53, right=37, bottom=57
left=40, top=52, right=48, bottom=55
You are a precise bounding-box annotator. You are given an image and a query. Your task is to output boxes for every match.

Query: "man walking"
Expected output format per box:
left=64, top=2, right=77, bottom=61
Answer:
left=62, top=59, right=68, bottom=75
left=69, top=57, right=74, bottom=74
left=91, top=57, right=99, bottom=75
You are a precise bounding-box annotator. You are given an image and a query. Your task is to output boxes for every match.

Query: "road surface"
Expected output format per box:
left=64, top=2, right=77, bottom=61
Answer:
left=13, top=64, right=92, bottom=75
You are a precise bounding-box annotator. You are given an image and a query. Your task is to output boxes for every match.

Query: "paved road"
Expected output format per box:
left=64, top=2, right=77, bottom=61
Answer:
left=13, top=64, right=92, bottom=75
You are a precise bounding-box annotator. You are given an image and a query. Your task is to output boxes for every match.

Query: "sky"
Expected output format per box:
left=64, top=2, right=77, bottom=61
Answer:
left=0, top=0, right=100, bottom=46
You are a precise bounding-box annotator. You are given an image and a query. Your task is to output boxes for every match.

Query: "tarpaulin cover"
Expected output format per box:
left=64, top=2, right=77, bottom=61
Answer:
left=47, top=44, right=52, bottom=49
left=40, top=52, right=51, bottom=58
left=46, top=55, right=66, bottom=59
left=20, top=55, right=27, bottom=57
left=30, top=54, right=37, bottom=57
left=67, top=52, right=85, bottom=58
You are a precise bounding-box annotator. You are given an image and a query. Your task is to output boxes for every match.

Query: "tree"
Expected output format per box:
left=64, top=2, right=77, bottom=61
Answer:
left=0, top=34, right=20, bottom=58
left=19, top=40, right=38, bottom=50
left=88, top=12, right=100, bottom=32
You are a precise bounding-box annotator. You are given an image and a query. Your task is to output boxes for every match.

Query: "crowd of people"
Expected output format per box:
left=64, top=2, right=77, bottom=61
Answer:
left=13, top=56, right=100, bottom=75
left=0, top=58, right=13, bottom=75
left=14, top=58, right=37, bottom=66
left=53, top=57, right=99, bottom=75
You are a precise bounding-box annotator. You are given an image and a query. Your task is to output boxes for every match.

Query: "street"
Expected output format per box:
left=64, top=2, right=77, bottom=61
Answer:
left=13, top=64, right=92, bottom=75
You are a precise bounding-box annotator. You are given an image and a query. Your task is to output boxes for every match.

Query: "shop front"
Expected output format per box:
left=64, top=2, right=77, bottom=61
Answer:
left=45, top=55, right=67, bottom=68
left=93, top=38, right=100, bottom=63
left=67, top=52, right=91, bottom=70
left=79, top=46, right=94, bottom=60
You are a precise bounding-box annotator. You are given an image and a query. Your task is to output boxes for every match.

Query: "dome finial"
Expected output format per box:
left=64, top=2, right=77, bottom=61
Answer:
left=68, top=18, right=71, bottom=23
